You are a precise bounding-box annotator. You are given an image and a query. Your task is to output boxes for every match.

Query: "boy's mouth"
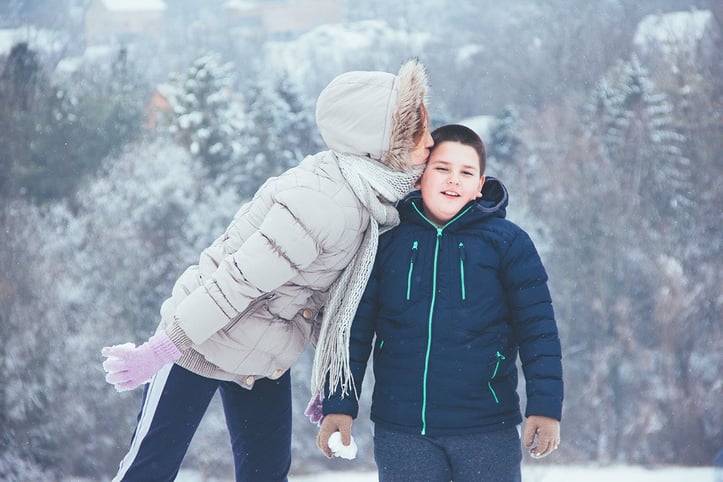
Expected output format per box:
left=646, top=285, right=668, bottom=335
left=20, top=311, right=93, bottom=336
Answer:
left=441, top=191, right=460, bottom=197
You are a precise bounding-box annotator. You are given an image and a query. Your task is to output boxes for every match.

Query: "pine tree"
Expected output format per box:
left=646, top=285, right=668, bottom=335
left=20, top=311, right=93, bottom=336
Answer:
left=580, top=55, right=700, bottom=462
left=487, top=105, right=521, bottom=166
left=0, top=44, right=147, bottom=203
left=235, top=72, right=320, bottom=198
left=588, top=55, right=691, bottom=232
left=159, top=52, right=245, bottom=179
left=16, top=140, right=242, bottom=477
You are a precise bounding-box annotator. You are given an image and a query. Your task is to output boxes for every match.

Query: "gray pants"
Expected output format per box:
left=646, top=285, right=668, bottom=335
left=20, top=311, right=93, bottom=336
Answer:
left=373, top=424, right=522, bottom=482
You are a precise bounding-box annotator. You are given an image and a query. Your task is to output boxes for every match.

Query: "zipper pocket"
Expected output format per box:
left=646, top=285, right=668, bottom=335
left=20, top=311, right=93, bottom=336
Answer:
left=458, top=242, right=466, bottom=301
left=488, top=351, right=506, bottom=404
left=406, top=240, right=418, bottom=301
left=224, top=293, right=276, bottom=331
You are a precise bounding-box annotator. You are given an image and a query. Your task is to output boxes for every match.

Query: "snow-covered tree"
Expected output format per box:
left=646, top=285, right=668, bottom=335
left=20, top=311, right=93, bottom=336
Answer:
left=562, top=54, right=713, bottom=463
left=0, top=43, right=146, bottom=203
left=588, top=55, right=691, bottom=229
left=487, top=105, right=521, bottom=167
left=263, top=20, right=430, bottom=100
left=234, top=72, right=320, bottom=197
left=0, top=201, right=62, bottom=480
left=159, top=52, right=245, bottom=179
left=0, top=139, right=242, bottom=478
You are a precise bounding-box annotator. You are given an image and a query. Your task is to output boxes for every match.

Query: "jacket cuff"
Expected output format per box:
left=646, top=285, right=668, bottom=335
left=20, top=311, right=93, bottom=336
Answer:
left=322, top=395, right=360, bottom=419
left=163, top=322, right=194, bottom=352
left=525, top=396, right=563, bottom=421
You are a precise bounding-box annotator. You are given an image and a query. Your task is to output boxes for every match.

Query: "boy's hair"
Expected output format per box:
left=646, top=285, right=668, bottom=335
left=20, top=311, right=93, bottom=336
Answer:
left=430, top=124, right=486, bottom=174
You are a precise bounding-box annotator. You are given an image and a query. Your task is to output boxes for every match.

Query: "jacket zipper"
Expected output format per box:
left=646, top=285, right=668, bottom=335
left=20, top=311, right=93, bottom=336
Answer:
left=406, top=240, right=419, bottom=300
left=488, top=351, right=506, bottom=404
left=224, top=293, right=276, bottom=331
left=411, top=201, right=474, bottom=436
left=458, top=242, right=466, bottom=301
left=421, top=228, right=442, bottom=435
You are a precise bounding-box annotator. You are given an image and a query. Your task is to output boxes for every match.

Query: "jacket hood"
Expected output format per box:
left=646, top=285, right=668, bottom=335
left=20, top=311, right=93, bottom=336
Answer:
left=400, top=176, right=509, bottom=224
left=476, top=176, right=508, bottom=217
left=315, top=59, right=428, bottom=171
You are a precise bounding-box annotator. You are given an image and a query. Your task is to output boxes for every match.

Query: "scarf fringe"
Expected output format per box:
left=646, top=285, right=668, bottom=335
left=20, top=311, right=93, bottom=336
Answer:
left=310, top=154, right=423, bottom=400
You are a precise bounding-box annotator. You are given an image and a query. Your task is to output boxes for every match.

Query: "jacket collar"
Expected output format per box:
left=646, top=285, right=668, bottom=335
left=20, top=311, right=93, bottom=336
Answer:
left=399, top=177, right=509, bottom=229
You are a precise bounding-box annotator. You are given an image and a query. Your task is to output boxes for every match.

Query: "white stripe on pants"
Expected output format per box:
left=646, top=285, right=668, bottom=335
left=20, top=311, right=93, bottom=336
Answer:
left=112, top=363, right=173, bottom=482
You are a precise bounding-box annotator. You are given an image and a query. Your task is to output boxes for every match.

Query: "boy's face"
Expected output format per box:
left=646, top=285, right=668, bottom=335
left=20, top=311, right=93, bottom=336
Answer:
left=415, top=141, right=485, bottom=227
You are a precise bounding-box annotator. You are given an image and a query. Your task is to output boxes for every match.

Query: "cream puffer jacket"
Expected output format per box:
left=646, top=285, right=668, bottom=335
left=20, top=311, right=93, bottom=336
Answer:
left=158, top=59, right=428, bottom=388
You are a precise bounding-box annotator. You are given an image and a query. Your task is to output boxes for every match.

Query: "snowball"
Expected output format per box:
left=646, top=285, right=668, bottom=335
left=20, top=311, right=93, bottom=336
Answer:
left=328, top=431, right=357, bottom=460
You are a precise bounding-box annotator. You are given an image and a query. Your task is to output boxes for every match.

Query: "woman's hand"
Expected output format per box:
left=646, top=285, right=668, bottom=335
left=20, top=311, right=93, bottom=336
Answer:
left=102, top=331, right=181, bottom=391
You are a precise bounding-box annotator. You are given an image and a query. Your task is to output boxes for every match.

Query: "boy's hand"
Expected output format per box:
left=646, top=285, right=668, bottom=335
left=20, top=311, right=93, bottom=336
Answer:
left=524, top=415, right=560, bottom=458
left=317, top=413, right=352, bottom=458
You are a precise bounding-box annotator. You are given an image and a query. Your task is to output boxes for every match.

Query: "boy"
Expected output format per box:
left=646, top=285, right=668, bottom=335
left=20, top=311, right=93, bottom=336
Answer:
left=314, top=124, right=563, bottom=482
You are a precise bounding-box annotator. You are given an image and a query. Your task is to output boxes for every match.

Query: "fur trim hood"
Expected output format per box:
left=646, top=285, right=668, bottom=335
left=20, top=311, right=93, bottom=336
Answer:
left=315, top=59, right=428, bottom=171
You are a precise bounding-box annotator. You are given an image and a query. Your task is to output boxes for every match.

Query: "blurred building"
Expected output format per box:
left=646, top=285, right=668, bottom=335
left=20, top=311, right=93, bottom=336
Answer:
left=84, top=0, right=167, bottom=46
left=224, top=0, right=343, bottom=37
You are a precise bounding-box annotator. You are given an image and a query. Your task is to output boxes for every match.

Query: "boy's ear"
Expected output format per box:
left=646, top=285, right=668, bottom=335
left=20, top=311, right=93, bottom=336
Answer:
left=475, top=175, right=486, bottom=198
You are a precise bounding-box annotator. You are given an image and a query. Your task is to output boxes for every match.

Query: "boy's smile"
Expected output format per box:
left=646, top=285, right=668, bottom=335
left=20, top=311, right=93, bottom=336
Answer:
left=441, top=190, right=461, bottom=197
left=416, top=141, right=485, bottom=227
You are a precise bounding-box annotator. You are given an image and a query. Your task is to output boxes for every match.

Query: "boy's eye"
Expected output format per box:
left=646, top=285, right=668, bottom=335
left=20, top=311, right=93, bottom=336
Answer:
left=435, top=167, right=447, bottom=172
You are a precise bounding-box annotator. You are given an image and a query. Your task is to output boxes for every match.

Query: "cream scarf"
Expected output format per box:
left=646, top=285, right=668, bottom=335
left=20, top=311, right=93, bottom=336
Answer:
left=310, top=152, right=423, bottom=399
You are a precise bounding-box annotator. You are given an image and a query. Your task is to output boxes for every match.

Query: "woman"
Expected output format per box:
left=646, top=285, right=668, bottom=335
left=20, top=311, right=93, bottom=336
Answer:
left=101, top=58, right=433, bottom=482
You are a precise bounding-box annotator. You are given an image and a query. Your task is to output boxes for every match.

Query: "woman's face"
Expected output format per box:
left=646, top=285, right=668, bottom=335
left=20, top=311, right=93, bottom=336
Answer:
left=408, top=115, right=434, bottom=166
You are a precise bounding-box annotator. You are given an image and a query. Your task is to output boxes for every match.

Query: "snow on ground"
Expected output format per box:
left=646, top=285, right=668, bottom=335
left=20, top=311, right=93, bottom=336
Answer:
left=175, top=465, right=718, bottom=482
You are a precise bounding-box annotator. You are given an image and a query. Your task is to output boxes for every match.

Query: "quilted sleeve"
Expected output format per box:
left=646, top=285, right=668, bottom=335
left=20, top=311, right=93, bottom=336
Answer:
left=500, top=229, right=564, bottom=421
left=171, top=181, right=357, bottom=345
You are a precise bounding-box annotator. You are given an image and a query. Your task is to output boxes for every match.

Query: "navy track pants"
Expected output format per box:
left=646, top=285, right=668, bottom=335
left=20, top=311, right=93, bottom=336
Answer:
left=373, top=424, right=522, bottom=482
left=111, top=363, right=292, bottom=482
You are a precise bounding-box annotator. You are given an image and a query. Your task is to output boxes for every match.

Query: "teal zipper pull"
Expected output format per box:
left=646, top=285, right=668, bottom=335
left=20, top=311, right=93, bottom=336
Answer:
left=406, top=241, right=418, bottom=301
left=488, top=351, right=506, bottom=404
left=458, top=242, right=466, bottom=301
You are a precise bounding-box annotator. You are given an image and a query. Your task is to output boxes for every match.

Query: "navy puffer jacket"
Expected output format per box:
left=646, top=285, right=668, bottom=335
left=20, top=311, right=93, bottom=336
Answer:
left=323, top=177, right=563, bottom=436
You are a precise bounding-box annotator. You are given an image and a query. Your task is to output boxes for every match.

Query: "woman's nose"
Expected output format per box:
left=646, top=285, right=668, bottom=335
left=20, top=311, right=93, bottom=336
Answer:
left=424, top=131, right=434, bottom=148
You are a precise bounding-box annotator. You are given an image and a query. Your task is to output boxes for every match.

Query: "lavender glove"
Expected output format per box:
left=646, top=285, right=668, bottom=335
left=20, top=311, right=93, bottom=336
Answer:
left=101, top=331, right=182, bottom=392
left=305, top=393, right=324, bottom=426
